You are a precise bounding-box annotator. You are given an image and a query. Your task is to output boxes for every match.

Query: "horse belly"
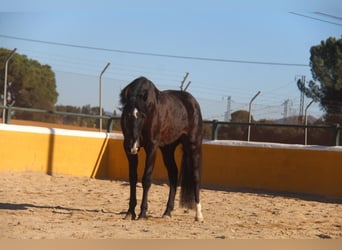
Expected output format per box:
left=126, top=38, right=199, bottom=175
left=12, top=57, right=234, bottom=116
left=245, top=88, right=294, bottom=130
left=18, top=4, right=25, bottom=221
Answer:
left=159, top=124, right=185, bottom=146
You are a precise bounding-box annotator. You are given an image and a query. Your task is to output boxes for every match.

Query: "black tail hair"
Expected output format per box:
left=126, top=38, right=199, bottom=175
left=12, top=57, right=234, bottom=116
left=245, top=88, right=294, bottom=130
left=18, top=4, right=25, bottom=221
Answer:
left=180, top=151, right=196, bottom=209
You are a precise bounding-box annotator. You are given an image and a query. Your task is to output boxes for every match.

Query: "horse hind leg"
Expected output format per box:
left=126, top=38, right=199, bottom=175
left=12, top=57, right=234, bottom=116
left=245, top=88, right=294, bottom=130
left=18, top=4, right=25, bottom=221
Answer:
left=179, top=152, right=203, bottom=222
left=190, top=140, right=204, bottom=222
left=195, top=202, right=204, bottom=222
left=193, top=152, right=204, bottom=222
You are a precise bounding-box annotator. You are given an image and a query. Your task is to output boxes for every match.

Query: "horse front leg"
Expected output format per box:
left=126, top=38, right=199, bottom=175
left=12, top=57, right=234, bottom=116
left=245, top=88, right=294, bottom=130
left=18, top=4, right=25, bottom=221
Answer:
left=160, top=145, right=178, bottom=218
left=138, top=146, right=157, bottom=219
left=125, top=154, right=138, bottom=220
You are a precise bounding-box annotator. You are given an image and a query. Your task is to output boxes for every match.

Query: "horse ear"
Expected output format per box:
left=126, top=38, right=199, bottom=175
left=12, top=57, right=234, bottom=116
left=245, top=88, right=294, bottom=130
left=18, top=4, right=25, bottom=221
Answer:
left=155, top=88, right=159, bottom=101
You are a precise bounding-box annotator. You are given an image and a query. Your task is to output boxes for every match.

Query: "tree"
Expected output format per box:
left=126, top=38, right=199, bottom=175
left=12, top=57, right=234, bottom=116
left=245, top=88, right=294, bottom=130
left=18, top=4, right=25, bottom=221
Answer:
left=55, top=104, right=104, bottom=128
left=217, top=110, right=253, bottom=140
left=231, top=110, right=253, bottom=122
left=0, top=48, right=58, bottom=121
left=297, top=37, right=342, bottom=123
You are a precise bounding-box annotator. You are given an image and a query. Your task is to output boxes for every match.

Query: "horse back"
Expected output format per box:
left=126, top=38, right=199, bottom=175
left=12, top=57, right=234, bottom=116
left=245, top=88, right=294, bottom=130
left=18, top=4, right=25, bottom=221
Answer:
left=156, top=90, right=202, bottom=145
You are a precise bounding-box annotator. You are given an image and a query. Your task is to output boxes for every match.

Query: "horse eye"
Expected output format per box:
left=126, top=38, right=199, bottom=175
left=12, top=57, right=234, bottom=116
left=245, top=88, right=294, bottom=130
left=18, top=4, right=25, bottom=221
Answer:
left=138, top=91, right=148, bottom=101
left=143, top=92, right=148, bottom=101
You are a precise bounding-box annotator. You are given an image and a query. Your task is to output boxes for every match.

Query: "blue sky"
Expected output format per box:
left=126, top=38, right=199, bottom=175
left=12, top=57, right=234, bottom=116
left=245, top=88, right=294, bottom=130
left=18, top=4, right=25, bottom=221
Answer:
left=1, top=0, right=341, bottom=120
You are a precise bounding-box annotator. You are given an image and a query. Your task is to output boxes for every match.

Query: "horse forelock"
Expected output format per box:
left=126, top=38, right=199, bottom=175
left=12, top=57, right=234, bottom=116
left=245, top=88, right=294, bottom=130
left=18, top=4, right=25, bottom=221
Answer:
left=122, top=99, right=146, bottom=116
left=120, top=77, right=159, bottom=113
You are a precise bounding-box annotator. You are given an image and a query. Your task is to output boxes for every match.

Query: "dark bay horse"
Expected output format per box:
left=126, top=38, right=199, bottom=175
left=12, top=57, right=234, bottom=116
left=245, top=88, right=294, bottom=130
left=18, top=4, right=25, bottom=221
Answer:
left=120, top=76, right=203, bottom=221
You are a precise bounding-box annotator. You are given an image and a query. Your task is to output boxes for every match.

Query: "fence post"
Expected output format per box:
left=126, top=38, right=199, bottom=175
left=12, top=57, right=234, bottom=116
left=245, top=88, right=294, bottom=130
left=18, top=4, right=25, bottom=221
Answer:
left=5, top=104, right=12, bottom=124
left=335, top=124, right=340, bottom=146
left=211, top=120, right=219, bottom=140
left=107, top=117, right=114, bottom=133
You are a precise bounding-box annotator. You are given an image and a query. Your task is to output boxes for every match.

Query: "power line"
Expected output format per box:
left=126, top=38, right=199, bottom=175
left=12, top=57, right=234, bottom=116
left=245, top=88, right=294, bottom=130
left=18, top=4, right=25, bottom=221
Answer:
left=289, top=12, right=342, bottom=27
left=0, top=34, right=309, bottom=67
left=15, top=46, right=185, bottom=82
left=313, top=12, right=342, bottom=21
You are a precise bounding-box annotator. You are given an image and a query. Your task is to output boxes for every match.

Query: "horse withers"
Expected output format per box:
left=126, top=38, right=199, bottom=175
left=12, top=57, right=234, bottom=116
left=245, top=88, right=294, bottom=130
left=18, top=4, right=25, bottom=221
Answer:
left=120, top=76, right=203, bottom=222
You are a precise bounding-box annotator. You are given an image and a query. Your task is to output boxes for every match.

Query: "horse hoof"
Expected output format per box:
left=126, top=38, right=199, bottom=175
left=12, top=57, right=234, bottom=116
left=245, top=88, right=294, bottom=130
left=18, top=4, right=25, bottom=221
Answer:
left=124, top=212, right=136, bottom=220
left=138, top=214, right=148, bottom=220
left=195, top=216, right=204, bottom=223
left=162, top=214, right=172, bottom=220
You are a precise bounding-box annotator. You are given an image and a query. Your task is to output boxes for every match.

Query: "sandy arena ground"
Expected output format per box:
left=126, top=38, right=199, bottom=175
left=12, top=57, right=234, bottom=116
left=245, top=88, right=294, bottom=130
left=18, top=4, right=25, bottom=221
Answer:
left=0, top=171, right=341, bottom=239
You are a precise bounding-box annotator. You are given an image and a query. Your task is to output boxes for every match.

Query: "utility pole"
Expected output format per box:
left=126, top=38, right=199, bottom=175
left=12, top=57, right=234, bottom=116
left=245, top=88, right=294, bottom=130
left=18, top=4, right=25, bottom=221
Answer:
left=224, top=96, right=231, bottom=121
left=2, top=48, right=17, bottom=123
left=282, top=99, right=292, bottom=119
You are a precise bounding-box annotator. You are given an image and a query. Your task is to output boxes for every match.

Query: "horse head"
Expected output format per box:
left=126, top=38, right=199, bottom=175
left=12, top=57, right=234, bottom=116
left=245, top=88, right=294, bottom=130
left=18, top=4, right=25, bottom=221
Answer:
left=120, top=77, right=159, bottom=154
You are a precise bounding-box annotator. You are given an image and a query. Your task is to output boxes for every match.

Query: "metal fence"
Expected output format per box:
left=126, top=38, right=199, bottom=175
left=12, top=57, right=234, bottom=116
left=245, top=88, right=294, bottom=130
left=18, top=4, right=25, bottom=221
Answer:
left=1, top=105, right=341, bottom=146
left=1, top=105, right=113, bottom=132
left=205, top=120, right=340, bottom=146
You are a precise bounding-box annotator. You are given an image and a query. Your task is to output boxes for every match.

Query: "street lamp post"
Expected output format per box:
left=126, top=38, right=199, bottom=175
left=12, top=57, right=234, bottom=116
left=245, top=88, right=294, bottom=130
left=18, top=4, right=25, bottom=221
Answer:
left=304, top=99, right=314, bottom=145
left=99, top=62, right=110, bottom=132
left=247, top=91, right=261, bottom=142
left=2, top=48, right=17, bottom=123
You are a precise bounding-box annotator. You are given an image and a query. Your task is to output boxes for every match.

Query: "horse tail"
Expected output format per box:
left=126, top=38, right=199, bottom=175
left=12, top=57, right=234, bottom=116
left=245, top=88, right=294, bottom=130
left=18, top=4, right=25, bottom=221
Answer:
left=180, top=150, right=197, bottom=209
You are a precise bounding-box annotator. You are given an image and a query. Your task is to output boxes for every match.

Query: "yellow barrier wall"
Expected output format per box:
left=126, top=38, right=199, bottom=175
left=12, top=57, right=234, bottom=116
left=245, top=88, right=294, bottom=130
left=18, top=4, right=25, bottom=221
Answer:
left=0, top=125, right=109, bottom=177
left=201, top=143, right=342, bottom=198
left=1, top=124, right=342, bottom=199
